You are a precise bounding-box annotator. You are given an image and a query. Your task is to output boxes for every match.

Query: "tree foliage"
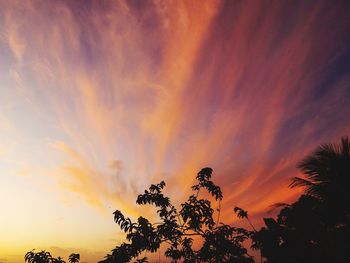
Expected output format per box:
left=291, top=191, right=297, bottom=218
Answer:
left=68, top=253, right=80, bottom=263
left=25, top=250, right=80, bottom=263
left=100, top=167, right=254, bottom=263
left=253, top=136, right=350, bottom=263
left=25, top=250, right=66, bottom=263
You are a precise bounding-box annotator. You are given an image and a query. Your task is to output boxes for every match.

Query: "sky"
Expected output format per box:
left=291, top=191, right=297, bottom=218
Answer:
left=1, top=0, right=350, bottom=262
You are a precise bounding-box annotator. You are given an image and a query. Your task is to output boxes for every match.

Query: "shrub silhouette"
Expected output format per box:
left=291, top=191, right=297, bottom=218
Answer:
left=25, top=250, right=66, bottom=263
left=68, top=253, right=80, bottom=263
left=253, top=136, right=350, bottom=263
left=100, top=168, right=254, bottom=263
left=25, top=250, right=80, bottom=263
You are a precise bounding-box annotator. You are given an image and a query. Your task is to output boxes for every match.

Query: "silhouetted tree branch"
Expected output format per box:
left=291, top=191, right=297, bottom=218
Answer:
left=101, top=167, right=254, bottom=263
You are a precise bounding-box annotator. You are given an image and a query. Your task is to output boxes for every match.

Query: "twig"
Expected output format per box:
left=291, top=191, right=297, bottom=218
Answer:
left=216, top=200, right=221, bottom=226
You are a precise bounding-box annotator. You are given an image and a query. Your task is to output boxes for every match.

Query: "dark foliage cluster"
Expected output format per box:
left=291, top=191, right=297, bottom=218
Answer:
left=99, top=167, right=254, bottom=263
left=252, top=136, right=350, bottom=263
left=24, top=250, right=80, bottom=263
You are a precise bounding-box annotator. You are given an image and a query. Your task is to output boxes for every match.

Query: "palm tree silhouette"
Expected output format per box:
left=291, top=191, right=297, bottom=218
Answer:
left=290, top=136, right=350, bottom=225
left=254, top=136, right=350, bottom=263
left=68, top=253, right=80, bottom=263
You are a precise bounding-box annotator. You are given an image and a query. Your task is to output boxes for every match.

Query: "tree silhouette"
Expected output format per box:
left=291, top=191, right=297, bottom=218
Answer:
left=253, top=136, right=350, bottom=263
left=25, top=250, right=66, bottom=263
left=25, top=250, right=80, bottom=263
left=100, top=168, right=254, bottom=263
left=290, top=136, right=350, bottom=225
left=68, top=253, right=80, bottom=263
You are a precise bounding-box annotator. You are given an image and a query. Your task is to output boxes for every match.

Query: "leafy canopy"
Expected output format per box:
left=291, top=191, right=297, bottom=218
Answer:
left=25, top=250, right=80, bottom=263
left=100, top=167, right=254, bottom=263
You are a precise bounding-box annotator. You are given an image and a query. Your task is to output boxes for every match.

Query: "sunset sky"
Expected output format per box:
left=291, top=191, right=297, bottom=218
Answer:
left=1, top=0, right=350, bottom=262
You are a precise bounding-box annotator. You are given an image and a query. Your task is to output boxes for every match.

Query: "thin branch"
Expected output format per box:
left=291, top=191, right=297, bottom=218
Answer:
left=195, top=188, right=201, bottom=198
left=216, top=200, right=221, bottom=226
left=246, top=217, right=257, bottom=232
